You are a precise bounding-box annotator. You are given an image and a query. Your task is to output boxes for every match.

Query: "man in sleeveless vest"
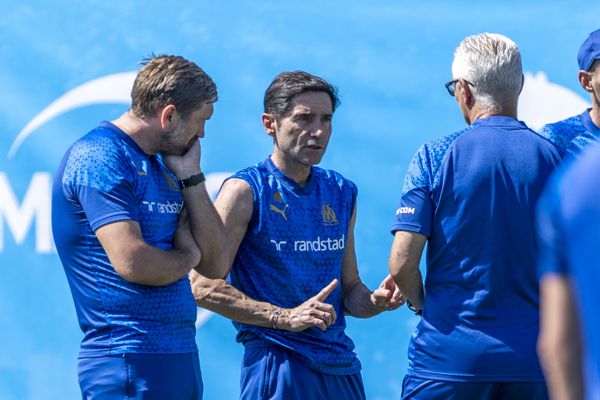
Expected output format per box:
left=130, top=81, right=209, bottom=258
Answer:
left=192, top=71, right=404, bottom=399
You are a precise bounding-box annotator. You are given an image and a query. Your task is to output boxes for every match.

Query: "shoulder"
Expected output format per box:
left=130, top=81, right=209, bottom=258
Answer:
left=417, top=127, right=471, bottom=167
left=540, top=115, right=585, bottom=143
left=313, top=167, right=357, bottom=194
left=230, top=162, right=267, bottom=187
left=405, top=127, right=471, bottom=182
left=62, top=126, right=132, bottom=189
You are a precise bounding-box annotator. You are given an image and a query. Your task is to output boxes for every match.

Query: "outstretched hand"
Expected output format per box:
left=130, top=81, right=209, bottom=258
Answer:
left=370, top=274, right=405, bottom=311
left=280, top=279, right=339, bottom=332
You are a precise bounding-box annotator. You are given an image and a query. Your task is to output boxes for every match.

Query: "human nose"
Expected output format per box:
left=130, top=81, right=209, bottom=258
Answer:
left=309, top=122, right=325, bottom=137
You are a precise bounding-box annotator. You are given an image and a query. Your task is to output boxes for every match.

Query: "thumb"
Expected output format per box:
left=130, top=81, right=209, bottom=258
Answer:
left=371, top=288, right=391, bottom=306
left=314, top=279, right=338, bottom=302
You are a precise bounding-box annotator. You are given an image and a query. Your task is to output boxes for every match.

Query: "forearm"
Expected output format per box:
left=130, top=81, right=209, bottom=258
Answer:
left=538, top=275, right=584, bottom=400
left=120, top=243, right=197, bottom=286
left=388, top=231, right=426, bottom=310
left=182, top=183, right=230, bottom=279
left=540, top=351, right=584, bottom=400
left=191, top=273, right=280, bottom=328
left=391, top=267, right=424, bottom=309
left=343, top=280, right=382, bottom=318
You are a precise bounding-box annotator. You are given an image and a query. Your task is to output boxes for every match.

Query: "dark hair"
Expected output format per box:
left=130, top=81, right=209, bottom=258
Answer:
left=131, top=55, right=218, bottom=119
left=264, top=71, right=340, bottom=119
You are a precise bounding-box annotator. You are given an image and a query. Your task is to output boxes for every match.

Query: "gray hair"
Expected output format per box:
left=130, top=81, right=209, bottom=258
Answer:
left=451, top=33, right=523, bottom=111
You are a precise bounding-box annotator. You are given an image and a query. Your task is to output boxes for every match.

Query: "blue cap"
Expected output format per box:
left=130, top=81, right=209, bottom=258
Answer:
left=578, top=29, right=600, bottom=71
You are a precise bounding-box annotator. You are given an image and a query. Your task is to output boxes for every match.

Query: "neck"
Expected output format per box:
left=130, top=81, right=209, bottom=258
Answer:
left=468, top=103, right=518, bottom=124
left=111, top=111, right=161, bottom=155
left=271, top=151, right=312, bottom=187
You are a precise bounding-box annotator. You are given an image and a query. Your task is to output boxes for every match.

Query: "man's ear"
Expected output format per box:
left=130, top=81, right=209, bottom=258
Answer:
left=579, top=70, right=594, bottom=93
left=160, top=105, right=178, bottom=130
left=518, top=74, right=525, bottom=95
left=459, top=79, right=474, bottom=108
left=262, top=113, right=277, bottom=137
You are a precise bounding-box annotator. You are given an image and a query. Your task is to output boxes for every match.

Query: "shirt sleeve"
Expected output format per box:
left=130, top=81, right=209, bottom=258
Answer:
left=390, top=145, right=434, bottom=237
left=61, top=138, right=138, bottom=231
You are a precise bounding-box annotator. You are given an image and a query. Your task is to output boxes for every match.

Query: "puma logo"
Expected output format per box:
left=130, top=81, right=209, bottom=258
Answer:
left=270, top=204, right=288, bottom=221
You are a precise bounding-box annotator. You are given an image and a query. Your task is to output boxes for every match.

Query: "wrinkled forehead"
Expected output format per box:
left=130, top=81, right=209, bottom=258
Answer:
left=288, top=91, right=333, bottom=114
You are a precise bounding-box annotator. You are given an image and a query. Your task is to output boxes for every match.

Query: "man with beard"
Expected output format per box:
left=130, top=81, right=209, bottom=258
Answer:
left=52, top=55, right=227, bottom=399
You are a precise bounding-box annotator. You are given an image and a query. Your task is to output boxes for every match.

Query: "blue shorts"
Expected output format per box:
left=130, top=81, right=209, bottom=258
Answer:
left=401, top=376, right=548, bottom=400
left=78, top=352, right=203, bottom=399
left=240, top=340, right=365, bottom=400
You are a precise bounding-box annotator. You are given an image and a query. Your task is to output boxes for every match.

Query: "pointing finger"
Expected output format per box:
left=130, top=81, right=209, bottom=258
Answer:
left=314, top=279, right=338, bottom=302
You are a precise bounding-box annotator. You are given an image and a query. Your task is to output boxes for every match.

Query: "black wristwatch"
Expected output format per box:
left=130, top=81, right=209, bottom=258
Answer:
left=178, top=172, right=205, bottom=190
left=407, top=300, right=422, bottom=316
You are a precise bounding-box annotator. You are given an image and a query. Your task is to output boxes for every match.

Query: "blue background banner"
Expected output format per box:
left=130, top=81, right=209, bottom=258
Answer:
left=1, top=1, right=598, bottom=399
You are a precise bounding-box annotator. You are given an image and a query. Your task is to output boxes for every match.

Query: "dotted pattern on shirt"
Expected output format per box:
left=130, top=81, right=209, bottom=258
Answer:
left=539, top=115, right=590, bottom=158
left=229, top=160, right=361, bottom=375
left=402, top=127, right=472, bottom=196
left=58, top=125, right=196, bottom=355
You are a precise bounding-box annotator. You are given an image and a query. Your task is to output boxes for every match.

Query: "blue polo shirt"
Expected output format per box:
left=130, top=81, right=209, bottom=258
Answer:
left=539, top=109, right=600, bottom=158
left=392, top=116, right=561, bottom=381
left=537, top=143, right=600, bottom=397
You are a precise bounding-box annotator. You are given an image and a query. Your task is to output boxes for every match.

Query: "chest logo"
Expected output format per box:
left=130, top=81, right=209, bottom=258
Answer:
left=134, top=159, right=148, bottom=176
left=270, top=192, right=288, bottom=221
left=161, top=170, right=180, bottom=192
left=322, top=204, right=339, bottom=226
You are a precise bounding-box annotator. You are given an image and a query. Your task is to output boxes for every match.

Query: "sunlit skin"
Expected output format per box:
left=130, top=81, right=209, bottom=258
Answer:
left=263, top=91, right=333, bottom=186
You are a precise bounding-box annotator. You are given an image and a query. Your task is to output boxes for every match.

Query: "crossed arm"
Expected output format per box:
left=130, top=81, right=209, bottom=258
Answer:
left=191, top=178, right=403, bottom=332
left=95, top=140, right=228, bottom=286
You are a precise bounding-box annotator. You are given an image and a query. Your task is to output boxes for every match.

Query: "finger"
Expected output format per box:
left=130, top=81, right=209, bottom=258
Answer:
left=371, top=288, right=392, bottom=307
left=378, top=274, right=392, bottom=289
left=314, top=279, right=339, bottom=302
left=388, top=293, right=406, bottom=309
left=307, top=316, right=327, bottom=331
left=391, top=287, right=404, bottom=303
left=312, top=303, right=337, bottom=325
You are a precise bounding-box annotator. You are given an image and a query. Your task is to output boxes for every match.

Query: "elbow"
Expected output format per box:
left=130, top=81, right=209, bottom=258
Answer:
left=194, top=251, right=230, bottom=280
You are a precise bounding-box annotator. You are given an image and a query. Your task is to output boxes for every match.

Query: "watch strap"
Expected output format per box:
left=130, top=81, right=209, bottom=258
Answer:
left=178, top=172, right=205, bottom=190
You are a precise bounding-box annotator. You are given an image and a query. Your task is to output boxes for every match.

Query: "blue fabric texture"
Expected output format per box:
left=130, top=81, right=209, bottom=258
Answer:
left=229, top=157, right=360, bottom=375
left=539, top=109, right=600, bottom=158
left=52, top=121, right=197, bottom=356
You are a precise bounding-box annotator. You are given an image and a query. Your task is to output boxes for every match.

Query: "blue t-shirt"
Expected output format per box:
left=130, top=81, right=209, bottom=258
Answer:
left=52, top=121, right=197, bottom=356
left=391, top=116, right=562, bottom=381
left=539, top=109, right=600, bottom=158
left=537, top=143, right=600, bottom=397
left=229, top=157, right=360, bottom=375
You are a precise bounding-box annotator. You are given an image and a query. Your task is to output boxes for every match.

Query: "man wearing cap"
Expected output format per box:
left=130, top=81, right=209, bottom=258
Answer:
left=539, top=28, right=600, bottom=158
left=388, top=33, right=561, bottom=399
